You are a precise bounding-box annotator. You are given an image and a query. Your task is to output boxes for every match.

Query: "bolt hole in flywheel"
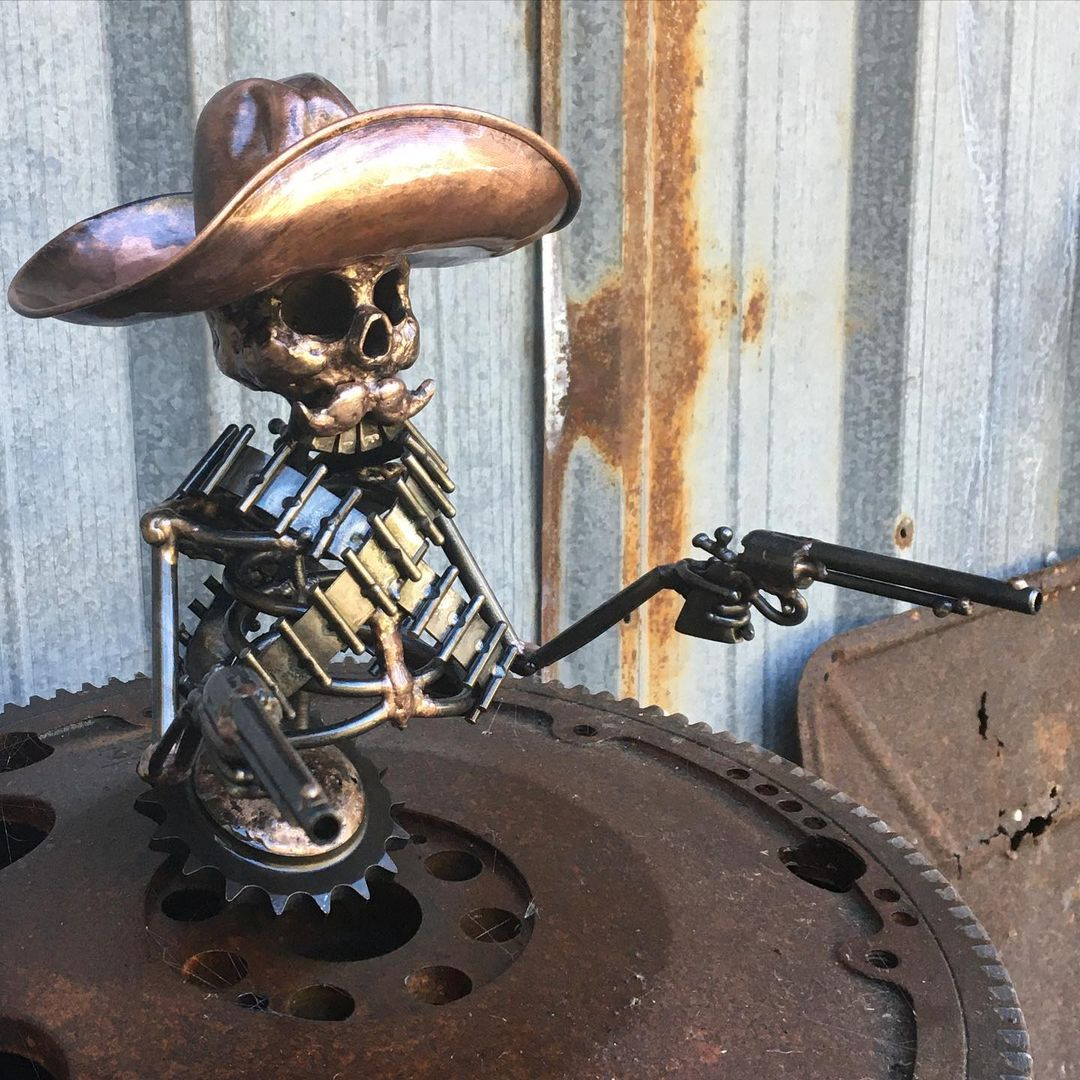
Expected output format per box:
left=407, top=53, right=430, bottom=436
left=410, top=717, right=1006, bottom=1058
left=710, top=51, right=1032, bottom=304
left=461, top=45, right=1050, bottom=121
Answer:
left=0, top=679, right=1028, bottom=1079
left=141, top=807, right=534, bottom=1023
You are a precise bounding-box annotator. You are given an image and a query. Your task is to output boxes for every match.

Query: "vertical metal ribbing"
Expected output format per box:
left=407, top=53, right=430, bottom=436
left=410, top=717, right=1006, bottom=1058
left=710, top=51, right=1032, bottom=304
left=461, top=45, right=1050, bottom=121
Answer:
left=201, top=423, right=256, bottom=494
left=239, top=440, right=296, bottom=514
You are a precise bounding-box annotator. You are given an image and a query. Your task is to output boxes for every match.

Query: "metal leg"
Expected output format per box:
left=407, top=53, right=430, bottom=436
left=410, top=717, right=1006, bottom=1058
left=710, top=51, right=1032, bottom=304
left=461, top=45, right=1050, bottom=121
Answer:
left=151, top=539, right=179, bottom=740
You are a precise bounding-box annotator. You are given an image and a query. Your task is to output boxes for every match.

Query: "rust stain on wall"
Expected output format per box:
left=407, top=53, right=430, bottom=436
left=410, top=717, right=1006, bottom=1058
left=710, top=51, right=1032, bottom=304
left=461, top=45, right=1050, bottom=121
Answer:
left=562, top=278, right=634, bottom=451
left=1035, top=712, right=1071, bottom=781
left=894, top=513, right=915, bottom=550
left=538, top=0, right=648, bottom=665
left=703, top=266, right=739, bottom=327
left=537, top=0, right=561, bottom=144
left=642, top=0, right=713, bottom=707
left=539, top=0, right=734, bottom=707
left=741, top=272, right=768, bottom=344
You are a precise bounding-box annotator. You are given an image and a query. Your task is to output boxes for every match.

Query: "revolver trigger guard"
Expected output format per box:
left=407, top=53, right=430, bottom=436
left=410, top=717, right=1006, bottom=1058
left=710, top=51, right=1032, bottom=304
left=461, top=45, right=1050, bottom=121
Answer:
left=747, top=588, right=809, bottom=627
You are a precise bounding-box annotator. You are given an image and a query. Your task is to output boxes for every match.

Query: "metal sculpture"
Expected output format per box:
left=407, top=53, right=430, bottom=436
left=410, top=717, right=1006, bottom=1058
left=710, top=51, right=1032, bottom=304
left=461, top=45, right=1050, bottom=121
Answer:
left=7, top=74, right=1041, bottom=915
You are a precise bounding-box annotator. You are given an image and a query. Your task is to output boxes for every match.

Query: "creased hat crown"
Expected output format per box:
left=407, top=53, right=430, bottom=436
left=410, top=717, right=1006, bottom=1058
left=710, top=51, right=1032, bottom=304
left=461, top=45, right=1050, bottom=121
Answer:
left=193, top=74, right=357, bottom=228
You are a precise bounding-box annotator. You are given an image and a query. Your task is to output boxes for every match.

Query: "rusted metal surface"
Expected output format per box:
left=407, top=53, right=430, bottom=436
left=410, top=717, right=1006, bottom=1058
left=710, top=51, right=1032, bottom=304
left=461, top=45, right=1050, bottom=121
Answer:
left=538, top=0, right=1080, bottom=760
left=539, top=1, right=858, bottom=755
left=540, top=0, right=721, bottom=707
left=3, top=1, right=1080, bottom=762
left=1, top=677, right=1027, bottom=1078
left=799, top=554, right=1080, bottom=1077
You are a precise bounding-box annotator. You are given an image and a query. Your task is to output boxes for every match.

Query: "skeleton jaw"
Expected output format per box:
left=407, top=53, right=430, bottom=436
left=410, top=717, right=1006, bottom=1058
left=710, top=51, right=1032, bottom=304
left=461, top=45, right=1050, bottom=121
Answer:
left=293, top=375, right=435, bottom=436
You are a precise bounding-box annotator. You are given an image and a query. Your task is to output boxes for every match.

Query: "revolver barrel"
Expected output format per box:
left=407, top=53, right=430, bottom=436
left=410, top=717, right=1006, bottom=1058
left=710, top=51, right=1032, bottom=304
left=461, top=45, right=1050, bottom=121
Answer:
left=190, top=665, right=342, bottom=844
left=740, top=530, right=1042, bottom=617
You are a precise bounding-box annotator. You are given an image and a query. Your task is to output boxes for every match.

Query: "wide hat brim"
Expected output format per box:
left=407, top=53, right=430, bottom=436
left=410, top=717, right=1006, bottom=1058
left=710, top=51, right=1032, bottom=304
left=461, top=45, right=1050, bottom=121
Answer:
left=9, top=105, right=580, bottom=325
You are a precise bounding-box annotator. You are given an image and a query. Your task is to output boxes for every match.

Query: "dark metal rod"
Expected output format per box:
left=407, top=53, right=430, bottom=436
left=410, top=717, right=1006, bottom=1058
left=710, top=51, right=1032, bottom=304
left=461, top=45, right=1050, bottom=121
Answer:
left=201, top=423, right=255, bottom=494
left=519, top=563, right=681, bottom=673
left=804, top=537, right=1041, bottom=615
left=174, top=424, right=238, bottom=496
left=818, top=570, right=961, bottom=613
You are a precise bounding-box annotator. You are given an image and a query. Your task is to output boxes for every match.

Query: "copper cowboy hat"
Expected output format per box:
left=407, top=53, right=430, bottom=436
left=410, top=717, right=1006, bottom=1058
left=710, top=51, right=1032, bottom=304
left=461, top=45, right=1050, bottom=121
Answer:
left=8, top=73, right=580, bottom=325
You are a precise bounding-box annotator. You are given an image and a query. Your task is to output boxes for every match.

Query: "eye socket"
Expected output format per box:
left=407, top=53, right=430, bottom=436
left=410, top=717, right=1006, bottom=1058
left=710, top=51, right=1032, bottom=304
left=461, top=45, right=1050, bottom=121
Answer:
left=373, top=267, right=408, bottom=325
left=279, top=275, right=355, bottom=339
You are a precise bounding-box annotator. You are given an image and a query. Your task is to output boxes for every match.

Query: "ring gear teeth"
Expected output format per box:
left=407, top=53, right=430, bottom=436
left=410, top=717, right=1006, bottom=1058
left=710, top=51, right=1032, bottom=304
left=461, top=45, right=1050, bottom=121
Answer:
left=136, top=742, right=409, bottom=915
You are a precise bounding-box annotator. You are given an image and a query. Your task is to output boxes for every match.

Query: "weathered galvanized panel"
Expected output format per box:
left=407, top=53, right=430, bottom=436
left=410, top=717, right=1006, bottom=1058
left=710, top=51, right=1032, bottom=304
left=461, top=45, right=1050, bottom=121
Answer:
left=900, top=1, right=1080, bottom=584
left=542, top=0, right=857, bottom=754
left=0, top=0, right=540, bottom=707
left=542, top=0, right=1080, bottom=751
left=0, top=0, right=147, bottom=704
left=3, top=0, right=1079, bottom=756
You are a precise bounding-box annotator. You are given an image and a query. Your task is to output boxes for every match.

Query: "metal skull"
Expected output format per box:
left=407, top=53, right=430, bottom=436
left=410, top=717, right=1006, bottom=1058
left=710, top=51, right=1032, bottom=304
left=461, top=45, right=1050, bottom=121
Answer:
left=206, top=255, right=433, bottom=437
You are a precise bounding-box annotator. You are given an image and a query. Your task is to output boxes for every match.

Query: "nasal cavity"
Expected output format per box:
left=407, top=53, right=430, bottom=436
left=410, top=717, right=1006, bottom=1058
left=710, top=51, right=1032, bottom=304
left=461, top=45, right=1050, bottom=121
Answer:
left=361, top=316, right=391, bottom=359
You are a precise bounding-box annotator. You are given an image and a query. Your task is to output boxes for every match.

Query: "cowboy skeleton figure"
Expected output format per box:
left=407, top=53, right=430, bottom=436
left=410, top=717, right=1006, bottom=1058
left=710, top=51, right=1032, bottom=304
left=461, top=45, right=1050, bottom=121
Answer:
left=9, top=75, right=1041, bottom=912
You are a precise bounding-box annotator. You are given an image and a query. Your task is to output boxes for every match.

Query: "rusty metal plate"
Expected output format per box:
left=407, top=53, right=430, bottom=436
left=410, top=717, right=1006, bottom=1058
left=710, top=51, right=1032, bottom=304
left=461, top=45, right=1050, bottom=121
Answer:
left=799, top=556, right=1079, bottom=1078
left=1, top=678, right=1026, bottom=1078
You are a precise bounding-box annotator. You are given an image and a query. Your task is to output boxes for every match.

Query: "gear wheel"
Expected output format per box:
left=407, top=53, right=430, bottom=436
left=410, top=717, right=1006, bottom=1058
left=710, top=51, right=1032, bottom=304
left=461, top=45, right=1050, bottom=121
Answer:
left=135, top=740, right=409, bottom=914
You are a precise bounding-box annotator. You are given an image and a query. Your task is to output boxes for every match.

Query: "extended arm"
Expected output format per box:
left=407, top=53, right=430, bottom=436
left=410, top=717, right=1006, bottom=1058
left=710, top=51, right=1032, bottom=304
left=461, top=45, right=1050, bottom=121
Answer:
left=514, top=527, right=1041, bottom=676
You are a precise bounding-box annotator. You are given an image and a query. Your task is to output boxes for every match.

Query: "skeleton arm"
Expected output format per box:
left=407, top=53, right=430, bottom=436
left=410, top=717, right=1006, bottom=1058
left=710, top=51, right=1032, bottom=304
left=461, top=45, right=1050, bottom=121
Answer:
left=514, top=527, right=1042, bottom=676
left=141, top=496, right=304, bottom=741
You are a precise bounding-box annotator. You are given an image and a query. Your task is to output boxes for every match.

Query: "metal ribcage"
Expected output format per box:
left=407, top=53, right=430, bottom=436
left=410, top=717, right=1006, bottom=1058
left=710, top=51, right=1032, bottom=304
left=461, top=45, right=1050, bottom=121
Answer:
left=177, top=426, right=517, bottom=713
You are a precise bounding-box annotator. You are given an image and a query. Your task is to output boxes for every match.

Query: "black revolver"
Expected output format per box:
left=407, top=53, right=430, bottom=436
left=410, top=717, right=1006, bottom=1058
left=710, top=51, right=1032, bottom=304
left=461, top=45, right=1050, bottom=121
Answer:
left=516, top=527, right=1041, bottom=671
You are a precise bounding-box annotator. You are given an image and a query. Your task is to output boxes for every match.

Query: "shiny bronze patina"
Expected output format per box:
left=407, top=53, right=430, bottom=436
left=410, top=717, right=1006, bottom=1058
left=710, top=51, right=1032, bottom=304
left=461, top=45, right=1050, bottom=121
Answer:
left=8, top=74, right=580, bottom=324
left=208, top=255, right=431, bottom=436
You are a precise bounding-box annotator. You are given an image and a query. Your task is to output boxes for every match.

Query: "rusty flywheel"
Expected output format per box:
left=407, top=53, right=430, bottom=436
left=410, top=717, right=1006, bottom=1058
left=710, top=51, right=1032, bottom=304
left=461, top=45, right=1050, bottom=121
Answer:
left=0, top=677, right=1028, bottom=1079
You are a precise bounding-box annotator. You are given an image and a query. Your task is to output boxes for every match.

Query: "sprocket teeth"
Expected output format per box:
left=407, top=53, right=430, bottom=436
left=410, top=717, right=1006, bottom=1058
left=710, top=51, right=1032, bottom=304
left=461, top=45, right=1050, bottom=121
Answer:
left=388, top=826, right=411, bottom=848
left=142, top=745, right=397, bottom=916
left=182, top=853, right=209, bottom=878
left=134, top=792, right=165, bottom=823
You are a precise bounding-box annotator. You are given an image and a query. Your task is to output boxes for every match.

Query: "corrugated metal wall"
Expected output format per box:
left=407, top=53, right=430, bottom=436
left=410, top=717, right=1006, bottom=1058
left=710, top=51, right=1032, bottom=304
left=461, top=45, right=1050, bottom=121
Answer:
left=2, top=0, right=1078, bottom=755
